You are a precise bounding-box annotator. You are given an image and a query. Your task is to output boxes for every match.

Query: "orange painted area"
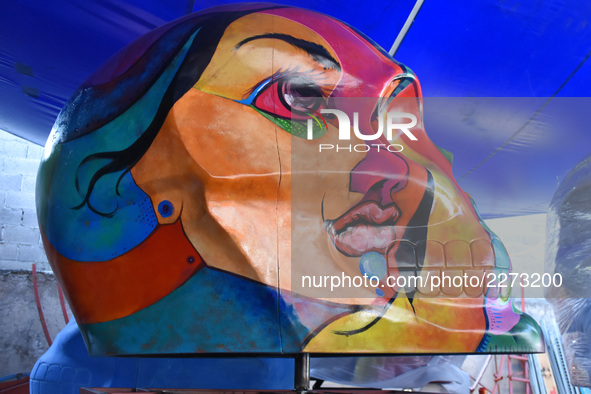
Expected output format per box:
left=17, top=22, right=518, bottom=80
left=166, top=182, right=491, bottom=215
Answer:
left=42, top=220, right=203, bottom=324
left=131, top=97, right=281, bottom=286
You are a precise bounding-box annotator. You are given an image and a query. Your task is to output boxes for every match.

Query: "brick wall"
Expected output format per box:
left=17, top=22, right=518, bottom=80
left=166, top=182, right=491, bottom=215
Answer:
left=0, top=129, right=51, bottom=272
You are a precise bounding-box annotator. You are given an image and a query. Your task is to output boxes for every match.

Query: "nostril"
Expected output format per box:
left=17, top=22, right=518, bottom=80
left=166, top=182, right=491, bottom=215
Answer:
left=382, top=179, right=405, bottom=204
left=360, top=180, right=388, bottom=204
left=350, top=147, right=409, bottom=205
left=390, top=180, right=402, bottom=192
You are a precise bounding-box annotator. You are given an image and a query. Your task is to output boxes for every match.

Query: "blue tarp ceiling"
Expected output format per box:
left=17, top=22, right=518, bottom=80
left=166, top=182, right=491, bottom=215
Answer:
left=1, top=0, right=590, bottom=218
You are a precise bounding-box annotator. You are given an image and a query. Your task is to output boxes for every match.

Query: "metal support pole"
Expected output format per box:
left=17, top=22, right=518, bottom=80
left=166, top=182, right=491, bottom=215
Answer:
left=470, top=354, right=492, bottom=391
left=294, top=353, right=310, bottom=394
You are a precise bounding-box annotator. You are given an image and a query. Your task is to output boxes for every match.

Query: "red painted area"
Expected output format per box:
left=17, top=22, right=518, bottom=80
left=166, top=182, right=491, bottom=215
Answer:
left=0, top=375, right=29, bottom=394
left=42, top=220, right=203, bottom=324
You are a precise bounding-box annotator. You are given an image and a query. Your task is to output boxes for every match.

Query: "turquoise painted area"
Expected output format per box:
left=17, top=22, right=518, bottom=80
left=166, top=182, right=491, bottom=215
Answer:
left=56, top=25, right=204, bottom=142
left=359, top=251, right=387, bottom=279
left=80, top=268, right=310, bottom=355
left=38, top=31, right=200, bottom=262
left=491, top=237, right=511, bottom=271
left=436, top=145, right=453, bottom=165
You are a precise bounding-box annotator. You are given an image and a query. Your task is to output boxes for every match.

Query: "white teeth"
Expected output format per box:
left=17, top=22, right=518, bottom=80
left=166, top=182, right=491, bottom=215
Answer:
left=343, top=225, right=394, bottom=254
left=323, top=234, right=502, bottom=297
left=328, top=222, right=396, bottom=257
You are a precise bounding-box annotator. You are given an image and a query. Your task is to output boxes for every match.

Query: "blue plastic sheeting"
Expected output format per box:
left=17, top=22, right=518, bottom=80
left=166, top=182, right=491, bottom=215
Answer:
left=0, top=0, right=187, bottom=147
left=1, top=0, right=591, bottom=217
left=423, top=97, right=591, bottom=218
left=194, top=0, right=413, bottom=51
left=0, top=0, right=414, bottom=146
left=393, top=0, right=591, bottom=217
left=396, top=0, right=591, bottom=98
left=30, top=321, right=294, bottom=393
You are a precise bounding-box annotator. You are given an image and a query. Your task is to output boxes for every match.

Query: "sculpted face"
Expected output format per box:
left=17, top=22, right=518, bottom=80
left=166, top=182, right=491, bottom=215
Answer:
left=38, top=4, right=542, bottom=355
left=132, top=9, right=492, bottom=301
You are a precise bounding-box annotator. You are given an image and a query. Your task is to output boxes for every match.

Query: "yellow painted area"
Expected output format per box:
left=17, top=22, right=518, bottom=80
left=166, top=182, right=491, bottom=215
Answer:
left=305, top=293, right=486, bottom=353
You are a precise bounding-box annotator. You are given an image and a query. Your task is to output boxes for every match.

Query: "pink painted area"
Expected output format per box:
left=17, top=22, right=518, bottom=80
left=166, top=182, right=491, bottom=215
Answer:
left=350, top=148, right=409, bottom=205
left=485, top=298, right=521, bottom=335
left=263, top=7, right=404, bottom=98
left=263, top=6, right=481, bottom=221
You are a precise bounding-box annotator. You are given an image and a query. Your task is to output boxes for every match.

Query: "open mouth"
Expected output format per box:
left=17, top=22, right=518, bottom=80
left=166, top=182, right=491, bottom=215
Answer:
left=325, top=201, right=401, bottom=257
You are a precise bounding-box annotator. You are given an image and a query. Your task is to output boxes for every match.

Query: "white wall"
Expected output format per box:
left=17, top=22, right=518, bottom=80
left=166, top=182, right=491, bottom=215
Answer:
left=0, top=129, right=50, bottom=272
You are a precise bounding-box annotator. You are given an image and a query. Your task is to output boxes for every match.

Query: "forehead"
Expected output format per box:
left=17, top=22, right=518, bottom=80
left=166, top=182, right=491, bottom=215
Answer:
left=257, top=8, right=409, bottom=96
left=219, top=8, right=407, bottom=94
left=197, top=11, right=342, bottom=95
left=219, top=11, right=336, bottom=52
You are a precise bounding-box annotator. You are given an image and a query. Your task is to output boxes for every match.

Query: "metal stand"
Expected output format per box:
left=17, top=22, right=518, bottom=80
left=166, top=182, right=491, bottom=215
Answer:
left=80, top=353, right=440, bottom=393
left=294, top=353, right=310, bottom=393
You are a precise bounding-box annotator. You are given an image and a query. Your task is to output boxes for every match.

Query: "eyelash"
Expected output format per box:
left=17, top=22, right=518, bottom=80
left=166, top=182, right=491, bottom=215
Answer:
left=239, top=67, right=331, bottom=120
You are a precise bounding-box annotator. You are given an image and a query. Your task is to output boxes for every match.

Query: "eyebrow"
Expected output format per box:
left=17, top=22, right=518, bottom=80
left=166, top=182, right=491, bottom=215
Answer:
left=235, top=33, right=341, bottom=71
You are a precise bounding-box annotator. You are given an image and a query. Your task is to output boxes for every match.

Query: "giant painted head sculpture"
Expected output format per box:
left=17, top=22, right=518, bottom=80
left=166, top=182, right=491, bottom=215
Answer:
left=37, top=3, right=543, bottom=355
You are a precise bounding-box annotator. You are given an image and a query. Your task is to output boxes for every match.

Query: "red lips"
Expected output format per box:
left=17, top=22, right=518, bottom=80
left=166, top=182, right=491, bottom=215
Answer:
left=326, top=201, right=400, bottom=257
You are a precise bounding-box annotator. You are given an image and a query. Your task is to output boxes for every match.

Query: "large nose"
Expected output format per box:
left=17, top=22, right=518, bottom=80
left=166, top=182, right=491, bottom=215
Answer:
left=336, top=72, right=416, bottom=206
left=350, top=146, right=409, bottom=206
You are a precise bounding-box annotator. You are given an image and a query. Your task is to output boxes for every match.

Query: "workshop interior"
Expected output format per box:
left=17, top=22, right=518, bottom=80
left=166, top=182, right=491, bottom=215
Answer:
left=1, top=1, right=591, bottom=393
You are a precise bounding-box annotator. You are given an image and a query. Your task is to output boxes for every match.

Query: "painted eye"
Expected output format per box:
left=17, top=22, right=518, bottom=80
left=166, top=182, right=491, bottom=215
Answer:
left=253, top=75, right=326, bottom=120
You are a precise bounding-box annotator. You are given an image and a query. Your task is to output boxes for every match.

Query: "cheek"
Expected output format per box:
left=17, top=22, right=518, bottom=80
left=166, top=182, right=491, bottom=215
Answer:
left=287, top=125, right=370, bottom=221
left=131, top=110, right=207, bottom=226
left=134, top=90, right=288, bottom=283
left=173, top=89, right=282, bottom=181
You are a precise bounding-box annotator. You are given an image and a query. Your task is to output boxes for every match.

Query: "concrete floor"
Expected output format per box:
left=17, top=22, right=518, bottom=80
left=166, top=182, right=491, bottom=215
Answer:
left=0, top=269, right=71, bottom=378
